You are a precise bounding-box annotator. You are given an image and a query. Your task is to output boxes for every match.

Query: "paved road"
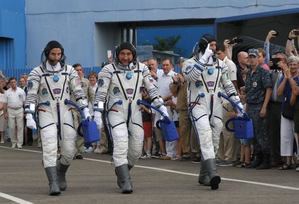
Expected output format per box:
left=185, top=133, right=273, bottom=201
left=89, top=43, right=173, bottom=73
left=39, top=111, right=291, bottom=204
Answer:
left=1, top=145, right=299, bottom=204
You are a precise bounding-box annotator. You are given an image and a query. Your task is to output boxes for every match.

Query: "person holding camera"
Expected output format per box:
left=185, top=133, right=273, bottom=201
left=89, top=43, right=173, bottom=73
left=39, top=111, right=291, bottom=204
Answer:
left=286, top=29, right=299, bottom=57
left=277, top=56, right=299, bottom=169
left=264, top=30, right=286, bottom=167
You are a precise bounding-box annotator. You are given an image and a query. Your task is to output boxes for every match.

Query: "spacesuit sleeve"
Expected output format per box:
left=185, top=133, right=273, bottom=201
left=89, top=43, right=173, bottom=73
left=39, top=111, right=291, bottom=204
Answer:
left=94, top=65, right=113, bottom=106
left=182, top=58, right=204, bottom=82
left=24, top=67, right=41, bottom=112
left=142, top=64, right=159, bottom=100
left=68, top=66, right=89, bottom=109
left=221, top=64, right=240, bottom=104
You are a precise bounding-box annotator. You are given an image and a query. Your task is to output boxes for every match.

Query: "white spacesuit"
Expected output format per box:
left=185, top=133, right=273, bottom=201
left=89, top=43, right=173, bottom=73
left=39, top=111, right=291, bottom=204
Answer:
left=25, top=41, right=90, bottom=196
left=94, top=42, right=168, bottom=194
left=182, top=34, right=243, bottom=190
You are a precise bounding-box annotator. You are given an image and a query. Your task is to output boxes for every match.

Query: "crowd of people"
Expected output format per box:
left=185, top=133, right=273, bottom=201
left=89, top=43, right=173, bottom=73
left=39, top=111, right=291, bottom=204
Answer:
left=0, top=28, right=299, bottom=195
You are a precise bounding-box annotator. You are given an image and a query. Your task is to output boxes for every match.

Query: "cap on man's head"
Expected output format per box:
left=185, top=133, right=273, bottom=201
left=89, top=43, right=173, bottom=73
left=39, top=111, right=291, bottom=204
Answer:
left=116, top=42, right=136, bottom=56
left=248, top=48, right=259, bottom=57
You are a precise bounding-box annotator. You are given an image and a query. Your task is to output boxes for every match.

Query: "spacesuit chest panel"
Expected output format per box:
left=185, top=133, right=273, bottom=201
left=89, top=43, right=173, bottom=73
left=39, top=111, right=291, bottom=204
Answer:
left=110, top=65, right=142, bottom=101
left=200, top=66, right=221, bottom=93
left=39, top=70, right=69, bottom=101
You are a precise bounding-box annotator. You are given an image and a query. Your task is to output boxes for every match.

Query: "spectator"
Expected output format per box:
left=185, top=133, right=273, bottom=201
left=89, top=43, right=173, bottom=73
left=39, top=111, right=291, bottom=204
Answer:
left=3, top=77, right=26, bottom=149
left=236, top=51, right=250, bottom=92
left=148, top=58, right=163, bottom=80
left=257, top=48, right=270, bottom=71
left=216, top=41, right=240, bottom=166
left=72, top=64, right=91, bottom=159
left=245, top=49, right=272, bottom=169
left=140, top=88, right=153, bottom=159
left=265, top=30, right=286, bottom=167
left=88, top=72, right=108, bottom=154
left=157, top=58, right=177, bottom=160
left=277, top=56, right=299, bottom=169
left=19, top=76, right=27, bottom=90
left=285, top=29, right=298, bottom=57
left=147, top=58, right=163, bottom=157
left=0, top=77, right=6, bottom=143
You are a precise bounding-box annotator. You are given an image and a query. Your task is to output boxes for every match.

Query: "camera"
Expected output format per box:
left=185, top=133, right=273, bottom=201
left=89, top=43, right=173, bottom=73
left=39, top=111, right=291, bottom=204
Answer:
left=273, top=31, right=279, bottom=37
left=293, top=30, right=299, bottom=36
left=270, top=57, right=281, bottom=70
left=227, top=37, right=243, bottom=44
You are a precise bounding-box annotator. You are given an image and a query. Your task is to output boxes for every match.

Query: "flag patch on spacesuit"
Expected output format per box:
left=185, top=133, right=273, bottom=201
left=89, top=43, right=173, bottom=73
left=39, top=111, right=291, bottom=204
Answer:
left=42, top=88, right=48, bottom=95
left=53, top=88, right=61, bottom=94
left=195, top=80, right=203, bottom=87
left=207, top=81, right=215, bottom=87
left=113, top=87, right=120, bottom=95
left=27, top=80, right=33, bottom=90
left=126, top=88, right=134, bottom=94
left=98, top=79, right=104, bottom=87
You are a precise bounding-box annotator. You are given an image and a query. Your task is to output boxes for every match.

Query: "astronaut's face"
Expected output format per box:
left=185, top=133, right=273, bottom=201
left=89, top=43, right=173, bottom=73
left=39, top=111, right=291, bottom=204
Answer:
left=118, top=49, right=133, bottom=66
left=209, top=41, right=217, bottom=53
left=48, top=48, right=62, bottom=66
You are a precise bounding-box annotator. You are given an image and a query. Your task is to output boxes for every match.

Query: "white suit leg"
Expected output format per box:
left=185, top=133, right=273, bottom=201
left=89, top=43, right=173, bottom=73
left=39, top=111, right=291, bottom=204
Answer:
left=112, top=122, right=129, bottom=167
left=191, top=106, right=215, bottom=160
left=127, top=111, right=144, bottom=166
left=60, top=109, right=77, bottom=165
left=39, top=111, right=58, bottom=168
left=211, top=101, right=223, bottom=155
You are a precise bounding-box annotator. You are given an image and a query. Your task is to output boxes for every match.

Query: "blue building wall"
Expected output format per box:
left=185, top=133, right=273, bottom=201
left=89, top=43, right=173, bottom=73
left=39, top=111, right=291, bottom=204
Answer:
left=0, top=0, right=26, bottom=75
left=25, top=0, right=299, bottom=70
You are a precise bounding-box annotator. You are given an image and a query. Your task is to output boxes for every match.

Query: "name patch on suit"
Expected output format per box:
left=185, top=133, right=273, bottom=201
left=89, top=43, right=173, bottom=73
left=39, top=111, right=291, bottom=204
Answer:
left=126, top=88, right=134, bottom=95
left=53, top=88, right=61, bottom=94
left=207, top=81, right=215, bottom=87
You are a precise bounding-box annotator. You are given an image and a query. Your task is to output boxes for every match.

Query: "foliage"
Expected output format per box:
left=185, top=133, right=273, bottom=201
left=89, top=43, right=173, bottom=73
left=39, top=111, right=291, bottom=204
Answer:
left=153, top=35, right=181, bottom=51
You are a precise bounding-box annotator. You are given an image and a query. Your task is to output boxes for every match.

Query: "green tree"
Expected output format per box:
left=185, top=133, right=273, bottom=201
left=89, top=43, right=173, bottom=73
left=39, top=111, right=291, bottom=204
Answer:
left=153, top=35, right=181, bottom=51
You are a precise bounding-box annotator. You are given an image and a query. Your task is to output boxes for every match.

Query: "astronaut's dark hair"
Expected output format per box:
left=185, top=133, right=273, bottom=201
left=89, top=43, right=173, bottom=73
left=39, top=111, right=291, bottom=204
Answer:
left=41, top=40, right=66, bottom=66
left=193, top=34, right=216, bottom=56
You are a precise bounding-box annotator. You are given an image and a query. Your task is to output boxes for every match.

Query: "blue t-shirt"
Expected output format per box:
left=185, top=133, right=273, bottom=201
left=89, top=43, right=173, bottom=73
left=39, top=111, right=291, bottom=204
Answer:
left=278, top=75, right=299, bottom=111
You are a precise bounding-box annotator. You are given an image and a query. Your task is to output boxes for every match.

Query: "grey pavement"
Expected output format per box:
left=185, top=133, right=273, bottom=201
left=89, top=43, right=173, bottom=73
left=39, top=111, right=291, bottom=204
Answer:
left=0, top=144, right=299, bottom=204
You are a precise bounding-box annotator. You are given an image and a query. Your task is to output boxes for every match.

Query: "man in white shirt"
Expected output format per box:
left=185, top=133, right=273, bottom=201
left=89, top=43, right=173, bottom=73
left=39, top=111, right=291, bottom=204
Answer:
left=156, top=58, right=178, bottom=160
left=3, top=77, right=26, bottom=148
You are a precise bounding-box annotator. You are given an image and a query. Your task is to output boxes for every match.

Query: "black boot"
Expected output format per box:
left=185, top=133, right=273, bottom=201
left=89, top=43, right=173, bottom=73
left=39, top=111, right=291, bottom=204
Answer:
left=256, top=153, right=271, bottom=170
left=57, top=162, right=70, bottom=191
left=115, top=164, right=133, bottom=194
left=250, top=152, right=263, bottom=168
left=45, top=167, right=61, bottom=196
left=198, top=161, right=210, bottom=186
left=205, top=159, right=221, bottom=190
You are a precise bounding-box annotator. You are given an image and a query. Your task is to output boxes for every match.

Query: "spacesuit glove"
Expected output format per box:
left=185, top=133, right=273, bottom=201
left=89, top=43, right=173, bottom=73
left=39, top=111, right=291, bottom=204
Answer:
left=26, top=114, right=37, bottom=130
left=83, top=107, right=91, bottom=120
left=199, top=43, right=214, bottom=64
left=94, top=111, right=102, bottom=129
left=236, top=102, right=245, bottom=117
left=159, top=105, right=169, bottom=118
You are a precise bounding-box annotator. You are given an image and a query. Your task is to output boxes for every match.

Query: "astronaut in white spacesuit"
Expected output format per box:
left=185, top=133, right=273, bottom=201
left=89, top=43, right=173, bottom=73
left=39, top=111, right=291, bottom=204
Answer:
left=25, top=41, right=90, bottom=196
left=182, top=34, right=243, bottom=190
left=93, top=42, right=168, bottom=194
